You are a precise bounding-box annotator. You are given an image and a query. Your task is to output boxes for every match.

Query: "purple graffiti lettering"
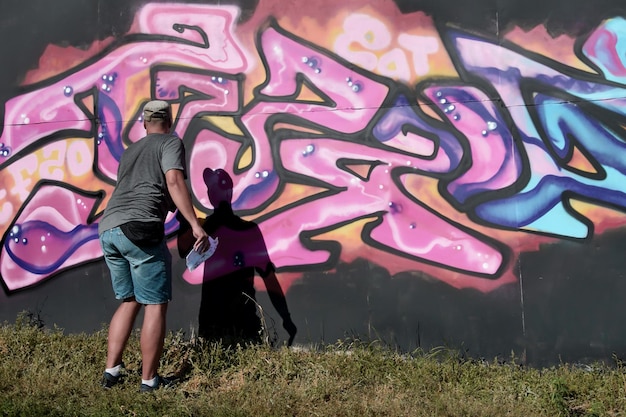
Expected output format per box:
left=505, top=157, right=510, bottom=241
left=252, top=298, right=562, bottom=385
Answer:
left=423, top=85, right=523, bottom=205
left=1, top=184, right=103, bottom=290
left=96, top=92, right=125, bottom=179
left=437, top=27, right=626, bottom=238
left=372, top=94, right=465, bottom=173
left=5, top=220, right=99, bottom=274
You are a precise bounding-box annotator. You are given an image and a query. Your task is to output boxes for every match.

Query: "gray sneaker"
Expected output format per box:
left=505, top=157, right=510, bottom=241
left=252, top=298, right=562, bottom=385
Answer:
left=101, top=372, right=121, bottom=389
left=140, top=375, right=177, bottom=393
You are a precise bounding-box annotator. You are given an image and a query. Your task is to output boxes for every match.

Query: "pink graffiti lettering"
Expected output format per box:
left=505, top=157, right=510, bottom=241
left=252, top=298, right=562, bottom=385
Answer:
left=5, top=6, right=626, bottom=293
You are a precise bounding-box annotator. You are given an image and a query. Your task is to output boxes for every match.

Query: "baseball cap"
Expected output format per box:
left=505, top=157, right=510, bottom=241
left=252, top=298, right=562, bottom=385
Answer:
left=143, top=100, right=171, bottom=122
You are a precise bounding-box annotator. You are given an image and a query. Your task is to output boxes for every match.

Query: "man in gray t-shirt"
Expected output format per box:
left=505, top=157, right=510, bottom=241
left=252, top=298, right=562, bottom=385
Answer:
left=97, top=131, right=185, bottom=233
left=98, top=100, right=209, bottom=392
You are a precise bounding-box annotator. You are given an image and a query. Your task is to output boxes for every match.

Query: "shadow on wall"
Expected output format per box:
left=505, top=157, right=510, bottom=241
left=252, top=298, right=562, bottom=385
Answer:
left=177, top=168, right=297, bottom=347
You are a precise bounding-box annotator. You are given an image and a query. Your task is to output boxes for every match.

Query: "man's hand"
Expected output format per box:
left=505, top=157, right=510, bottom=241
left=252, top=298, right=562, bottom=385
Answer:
left=166, top=168, right=208, bottom=253
left=191, top=222, right=209, bottom=253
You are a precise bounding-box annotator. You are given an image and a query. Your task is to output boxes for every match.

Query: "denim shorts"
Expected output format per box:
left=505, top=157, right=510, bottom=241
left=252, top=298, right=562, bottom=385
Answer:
left=99, top=226, right=172, bottom=304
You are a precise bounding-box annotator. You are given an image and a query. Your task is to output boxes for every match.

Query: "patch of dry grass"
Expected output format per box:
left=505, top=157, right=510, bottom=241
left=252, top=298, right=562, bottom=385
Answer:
left=0, top=313, right=625, bottom=416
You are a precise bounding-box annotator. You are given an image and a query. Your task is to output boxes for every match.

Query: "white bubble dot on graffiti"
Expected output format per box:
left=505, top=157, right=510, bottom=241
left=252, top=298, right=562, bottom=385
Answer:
left=63, top=86, right=73, bottom=97
left=76, top=198, right=88, bottom=210
left=388, top=201, right=403, bottom=213
left=305, top=56, right=319, bottom=68
left=302, top=144, right=315, bottom=157
left=346, top=77, right=363, bottom=91
left=0, top=143, right=11, bottom=157
left=487, top=121, right=498, bottom=131
left=211, top=76, right=228, bottom=85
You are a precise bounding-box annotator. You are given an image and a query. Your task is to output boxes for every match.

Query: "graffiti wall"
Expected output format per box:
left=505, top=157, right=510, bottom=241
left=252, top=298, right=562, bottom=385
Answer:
left=2, top=0, right=626, bottom=365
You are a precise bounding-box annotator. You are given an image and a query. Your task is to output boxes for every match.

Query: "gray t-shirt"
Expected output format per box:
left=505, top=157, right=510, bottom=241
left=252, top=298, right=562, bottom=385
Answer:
left=98, top=133, right=186, bottom=234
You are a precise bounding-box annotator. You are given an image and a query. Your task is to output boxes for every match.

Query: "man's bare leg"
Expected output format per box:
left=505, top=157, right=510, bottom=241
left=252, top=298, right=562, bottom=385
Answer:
left=106, top=299, right=142, bottom=368
left=141, top=303, right=168, bottom=380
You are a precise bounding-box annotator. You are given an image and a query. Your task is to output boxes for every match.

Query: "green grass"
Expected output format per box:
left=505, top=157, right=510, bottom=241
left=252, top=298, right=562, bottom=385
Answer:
left=1, top=313, right=625, bottom=416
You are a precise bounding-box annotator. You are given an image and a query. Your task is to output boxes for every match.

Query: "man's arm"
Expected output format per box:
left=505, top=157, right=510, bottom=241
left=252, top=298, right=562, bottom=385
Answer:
left=166, top=169, right=208, bottom=252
